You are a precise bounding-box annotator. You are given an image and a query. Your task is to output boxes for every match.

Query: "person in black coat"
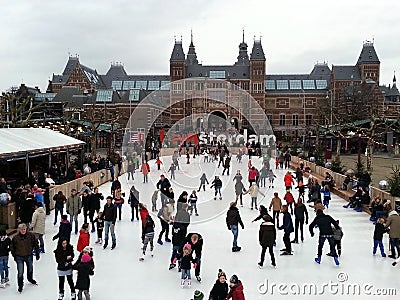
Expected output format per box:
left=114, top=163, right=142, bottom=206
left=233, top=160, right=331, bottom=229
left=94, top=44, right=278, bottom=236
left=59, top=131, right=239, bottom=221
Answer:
left=258, top=214, right=276, bottom=268
left=128, top=185, right=139, bottom=221
left=226, top=202, right=244, bottom=252
left=54, top=238, right=75, bottom=299
left=209, top=269, right=229, bottom=300
left=180, top=233, right=203, bottom=282
left=309, top=209, right=340, bottom=265
left=18, top=194, right=35, bottom=227
left=81, top=191, right=91, bottom=225
left=52, top=215, right=72, bottom=243
left=156, top=175, right=171, bottom=207
left=110, top=177, right=121, bottom=198
left=169, top=223, right=187, bottom=270
left=292, top=198, right=309, bottom=243
left=252, top=205, right=272, bottom=223
left=278, top=205, right=294, bottom=255
left=88, top=187, right=103, bottom=230
left=73, top=253, right=94, bottom=300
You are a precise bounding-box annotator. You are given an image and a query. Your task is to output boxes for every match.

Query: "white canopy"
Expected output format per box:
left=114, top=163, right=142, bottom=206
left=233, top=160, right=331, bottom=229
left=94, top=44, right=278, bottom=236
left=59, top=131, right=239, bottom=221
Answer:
left=0, top=128, right=85, bottom=158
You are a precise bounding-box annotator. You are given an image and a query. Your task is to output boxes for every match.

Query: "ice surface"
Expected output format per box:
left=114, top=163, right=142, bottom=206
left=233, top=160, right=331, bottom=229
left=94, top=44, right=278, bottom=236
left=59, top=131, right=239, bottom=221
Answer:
left=2, top=155, right=399, bottom=299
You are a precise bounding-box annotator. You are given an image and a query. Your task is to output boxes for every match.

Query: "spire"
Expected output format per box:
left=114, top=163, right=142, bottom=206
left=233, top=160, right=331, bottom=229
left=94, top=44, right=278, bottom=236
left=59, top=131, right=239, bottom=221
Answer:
left=186, top=30, right=198, bottom=65
left=235, top=29, right=249, bottom=65
left=393, top=71, right=397, bottom=86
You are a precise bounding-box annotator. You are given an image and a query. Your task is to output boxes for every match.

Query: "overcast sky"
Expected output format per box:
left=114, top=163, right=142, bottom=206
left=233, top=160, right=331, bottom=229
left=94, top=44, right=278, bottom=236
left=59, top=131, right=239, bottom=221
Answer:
left=1, top=0, right=399, bottom=92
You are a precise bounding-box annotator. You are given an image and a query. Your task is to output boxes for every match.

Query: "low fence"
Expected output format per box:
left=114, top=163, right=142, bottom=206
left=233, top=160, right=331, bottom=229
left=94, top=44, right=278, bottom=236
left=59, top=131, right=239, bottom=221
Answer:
left=292, top=156, right=396, bottom=207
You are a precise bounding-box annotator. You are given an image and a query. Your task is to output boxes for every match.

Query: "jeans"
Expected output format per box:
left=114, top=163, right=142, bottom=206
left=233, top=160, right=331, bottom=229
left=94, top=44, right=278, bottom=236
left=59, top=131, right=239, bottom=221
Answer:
left=170, top=173, right=175, bottom=180
left=34, top=233, right=44, bottom=248
left=231, top=225, right=238, bottom=247
left=116, top=204, right=122, bottom=220
left=54, top=205, right=63, bottom=224
left=214, top=187, right=222, bottom=197
left=390, top=238, right=400, bottom=257
left=373, top=239, right=385, bottom=255
left=0, top=256, right=9, bottom=280
left=260, top=177, right=266, bottom=187
left=189, top=203, right=198, bottom=215
left=317, top=236, right=337, bottom=257
left=222, top=167, right=229, bottom=175
left=70, top=214, right=79, bottom=234
left=251, top=197, right=258, bottom=209
left=104, top=221, right=116, bottom=245
left=260, top=246, right=275, bottom=265
left=15, top=255, right=34, bottom=288
left=181, top=269, right=191, bottom=280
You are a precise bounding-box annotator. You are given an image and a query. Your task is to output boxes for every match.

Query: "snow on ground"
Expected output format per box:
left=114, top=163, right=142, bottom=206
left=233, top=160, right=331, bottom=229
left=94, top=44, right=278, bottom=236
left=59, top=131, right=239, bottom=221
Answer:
left=2, top=154, right=399, bottom=299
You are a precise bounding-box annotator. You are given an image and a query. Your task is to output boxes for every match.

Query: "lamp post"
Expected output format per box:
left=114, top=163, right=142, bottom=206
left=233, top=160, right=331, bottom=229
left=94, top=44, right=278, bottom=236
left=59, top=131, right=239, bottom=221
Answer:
left=326, top=91, right=333, bottom=127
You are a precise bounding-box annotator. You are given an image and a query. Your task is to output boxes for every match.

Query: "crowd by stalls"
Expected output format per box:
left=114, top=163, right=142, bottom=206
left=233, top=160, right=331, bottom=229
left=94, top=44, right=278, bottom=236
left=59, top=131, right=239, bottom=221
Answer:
left=2, top=142, right=400, bottom=300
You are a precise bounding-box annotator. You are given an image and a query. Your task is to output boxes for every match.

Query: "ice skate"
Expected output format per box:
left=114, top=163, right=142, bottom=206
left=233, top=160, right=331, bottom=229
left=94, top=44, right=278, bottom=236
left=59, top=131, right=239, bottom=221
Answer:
left=315, top=256, right=321, bottom=264
left=257, top=262, right=263, bottom=269
left=196, top=275, right=201, bottom=282
left=151, top=250, right=154, bottom=257
left=187, top=279, right=191, bottom=288
left=58, top=292, right=64, bottom=299
left=71, top=292, right=76, bottom=300
left=181, top=279, right=185, bottom=288
left=0, top=280, right=5, bottom=289
left=139, top=254, right=145, bottom=261
left=169, top=263, right=176, bottom=270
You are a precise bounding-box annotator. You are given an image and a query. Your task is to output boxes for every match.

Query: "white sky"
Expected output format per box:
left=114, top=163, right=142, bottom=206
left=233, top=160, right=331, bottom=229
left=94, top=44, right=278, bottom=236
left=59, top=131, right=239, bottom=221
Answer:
left=1, top=0, right=399, bottom=92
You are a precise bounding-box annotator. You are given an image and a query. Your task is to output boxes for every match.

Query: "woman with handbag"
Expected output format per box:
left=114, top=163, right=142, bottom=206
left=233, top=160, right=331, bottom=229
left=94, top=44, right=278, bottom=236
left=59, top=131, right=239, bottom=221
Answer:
left=54, top=238, right=76, bottom=300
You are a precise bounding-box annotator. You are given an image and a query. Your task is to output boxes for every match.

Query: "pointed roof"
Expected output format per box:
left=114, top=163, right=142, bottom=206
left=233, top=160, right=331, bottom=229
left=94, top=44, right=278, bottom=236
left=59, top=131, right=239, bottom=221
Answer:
left=250, top=39, right=265, bottom=61
left=186, top=30, right=199, bottom=65
left=106, top=63, right=128, bottom=78
left=235, top=30, right=249, bottom=65
left=393, top=71, right=397, bottom=86
left=170, top=40, right=185, bottom=62
left=310, top=63, right=331, bottom=77
left=357, top=41, right=380, bottom=64
left=62, top=56, right=80, bottom=76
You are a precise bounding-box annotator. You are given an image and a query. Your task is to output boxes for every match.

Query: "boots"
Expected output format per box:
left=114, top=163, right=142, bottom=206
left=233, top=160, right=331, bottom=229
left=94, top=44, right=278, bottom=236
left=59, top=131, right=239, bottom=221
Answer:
left=103, top=242, right=108, bottom=249
left=315, top=256, right=321, bottom=264
left=157, top=239, right=163, bottom=245
left=58, top=292, right=64, bottom=299
left=0, top=279, right=5, bottom=288
left=187, top=279, right=191, bottom=288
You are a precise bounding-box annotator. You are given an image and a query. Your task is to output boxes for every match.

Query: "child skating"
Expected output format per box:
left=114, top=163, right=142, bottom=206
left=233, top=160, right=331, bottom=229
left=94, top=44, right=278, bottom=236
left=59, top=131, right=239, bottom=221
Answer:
left=321, top=185, right=331, bottom=209
left=189, top=190, right=199, bottom=216
left=140, top=215, right=155, bottom=261
left=373, top=218, right=387, bottom=257
left=175, top=243, right=196, bottom=288
left=267, top=169, right=276, bottom=188
left=94, top=212, right=104, bottom=245
left=73, top=253, right=94, bottom=300
left=151, top=190, right=158, bottom=212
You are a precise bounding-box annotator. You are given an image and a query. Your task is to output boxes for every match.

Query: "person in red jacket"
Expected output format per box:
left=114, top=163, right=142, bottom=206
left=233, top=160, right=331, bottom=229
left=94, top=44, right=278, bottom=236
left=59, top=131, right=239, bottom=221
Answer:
left=77, top=223, right=90, bottom=252
left=139, top=203, right=149, bottom=243
left=248, top=167, right=257, bottom=188
left=227, top=274, right=245, bottom=300
left=284, top=171, right=295, bottom=191
left=155, top=157, right=163, bottom=170
left=283, top=191, right=295, bottom=215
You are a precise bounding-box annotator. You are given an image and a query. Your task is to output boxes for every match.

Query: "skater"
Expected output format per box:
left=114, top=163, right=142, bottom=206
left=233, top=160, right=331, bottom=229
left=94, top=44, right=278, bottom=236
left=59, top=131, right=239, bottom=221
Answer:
left=327, top=220, right=343, bottom=257
left=321, top=185, right=331, bottom=209
left=259, top=165, right=268, bottom=188
left=110, top=176, right=121, bottom=198
left=30, top=202, right=46, bottom=253
left=222, top=156, right=231, bottom=176
left=211, top=176, right=223, bottom=200
left=283, top=191, right=295, bottom=215
left=186, top=151, right=191, bottom=164
left=140, top=215, right=155, bottom=261
left=128, top=185, right=140, bottom=220
left=53, top=191, right=67, bottom=225
left=284, top=171, right=295, bottom=191
left=248, top=167, right=257, bottom=187
left=275, top=157, right=279, bottom=169
left=309, top=209, right=341, bottom=265
left=244, top=182, right=265, bottom=210
left=292, top=197, right=308, bottom=243
left=168, top=163, right=176, bottom=180
left=373, top=218, right=387, bottom=257
left=218, top=151, right=225, bottom=168
left=73, top=253, right=94, bottom=300
left=209, top=269, right=228, bottom=300
left=88, top=187, right=102, bottom=231
left=169, top=223, right=186, bottom=270
left=227, top=275, right=245, bottom=300
left=66, top=189, right=82, bottom=235
left=180, top=233, right=203, bottom=282
left=233, top=170, right=243, bottom=184
left=151, top=190, right=158, bottom=212
left=102, top=196, right=117, bottom=250
left=141, top=161, right=150, bottom=183
left=252, top=205, right=272, bottom=223
left=177, top=191, right=189, bottom=211
left=54, top=238, right=76, bottom=300
left=156, top=175, right=171, bottom=207
left=189, top=190, right=199, bottom=216
left=113, top=188, right=125, bottom=221
left=176, top=243, right=196, bottom=288
left=127, top=159, right=134, bottom=181
left=234, top=179, right=246, bottom=207
left=157, top=203, right=173, bottom=245
left=269, top=192, right=282, bottom=227
left=385, top=209, right=400, bottom=259
left=11, top=223, right=40, bottom=293
left=93, top=212, right=104, bottom=245
left=53, top=215, right=72, bottom=243
left=236, top=149, right=243, bottom=163
left=226, top=202, right=245, bottom=252
left=295, top=181, right=306, bottom=200
left=0, top=229, right=11, bottom=288
left=278, top=205, right=294, bottom=255
left=258, top=214, right=276, bottom=268
left=198, top=173, right=209, bottom=192
left=156, top=157, right=163, bottom=170
left=77, top=223, right=90, bottom=253
left=81, top=190, right=91, bottom=225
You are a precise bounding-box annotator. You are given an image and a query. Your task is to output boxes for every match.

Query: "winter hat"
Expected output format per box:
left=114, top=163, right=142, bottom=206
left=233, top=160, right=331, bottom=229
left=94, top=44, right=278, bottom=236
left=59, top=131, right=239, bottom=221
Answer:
left=217, top=269, right=226, bottom=279
left=230, top=274, right=239, bottom=285
left=184, top=243, right=192, bottom=251
left=81, top=254, right=91, bottom=263
left=193, top=290, right=204, bottom=300
left=83, top=246, right=93, bottom=253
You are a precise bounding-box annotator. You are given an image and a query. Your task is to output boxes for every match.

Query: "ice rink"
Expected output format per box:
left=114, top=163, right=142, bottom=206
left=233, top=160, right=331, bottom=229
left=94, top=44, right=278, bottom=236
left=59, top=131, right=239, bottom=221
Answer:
left=2, top=154, right=399, bottom=299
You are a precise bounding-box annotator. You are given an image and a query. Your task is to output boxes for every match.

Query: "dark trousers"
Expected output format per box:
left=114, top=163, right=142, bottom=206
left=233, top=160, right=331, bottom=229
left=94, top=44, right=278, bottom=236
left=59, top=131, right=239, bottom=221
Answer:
left=260, top=246, right=275, bottom=265
left=54, top=205, right=63, bottom=224
left=294, top=218, right=304, bottom=242
left=131, top=205, right=139, bottom=220
left=222, top=167, right=229, bottom=175
left=58, top=274, right=75, bottom=293
left=198, top=183, right=206, bottom=191
left=88, top=209, right=98, bottom=229
left=283, top=232, right=291, bottom=253
left=97, top=229, right=103, bottom=240
left=317, top=236, right=337, bottom=257
left=116, top=204, right=122, bottom=220
left=159, top=219, right=169, bottom=240
left=390, top=238, right=400, bottom=257
left=273, top=211, right=280, bottom=227
left=16, top=255, right=34, bottom=288
left=373, top=239, right=385, bottom=255
left=334, top=240, right=342, bottom=256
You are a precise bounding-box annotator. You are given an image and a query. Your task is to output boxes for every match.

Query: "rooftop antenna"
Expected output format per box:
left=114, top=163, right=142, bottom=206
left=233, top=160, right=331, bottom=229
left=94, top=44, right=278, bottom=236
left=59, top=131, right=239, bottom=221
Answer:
left=242, top=28, right=245, bottom=43
left=191, top=28, right=193, bottom=44
left=174, top=35, right=176, bottom=42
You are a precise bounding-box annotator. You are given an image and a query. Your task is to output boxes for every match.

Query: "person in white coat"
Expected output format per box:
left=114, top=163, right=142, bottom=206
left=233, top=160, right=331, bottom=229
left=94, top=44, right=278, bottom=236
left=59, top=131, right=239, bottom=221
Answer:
left=244, top=182, right=265, bottom=210
left=30, top=203, right=46, bottom=253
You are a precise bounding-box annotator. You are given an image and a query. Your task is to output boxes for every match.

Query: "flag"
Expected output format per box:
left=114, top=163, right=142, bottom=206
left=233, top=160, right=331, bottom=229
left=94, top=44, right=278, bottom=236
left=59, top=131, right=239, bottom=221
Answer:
left=131, top=132, right=139, bottom=142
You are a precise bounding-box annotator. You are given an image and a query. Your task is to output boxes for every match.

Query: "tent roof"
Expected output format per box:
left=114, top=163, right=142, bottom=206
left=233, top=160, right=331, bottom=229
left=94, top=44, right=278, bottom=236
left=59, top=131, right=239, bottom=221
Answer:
left=0, top=128, right=85, bottom=158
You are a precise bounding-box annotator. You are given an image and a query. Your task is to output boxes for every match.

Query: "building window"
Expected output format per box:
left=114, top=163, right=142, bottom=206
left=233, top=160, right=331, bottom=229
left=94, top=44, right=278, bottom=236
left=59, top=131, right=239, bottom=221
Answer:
left=279, top=114, right=286, bottom=126
left=302, top=80, right=315, bottom=90
left=172, top=83, right=182, bottom=94
left=315, top=80, right=327, bottom=89
left=72, top=112, right=81, bottom=120
left=253, top=83, right=263, bottom=93
left=306, top=114, right=312, bottom=126
left=292, top=114, right=299, bottom=126
left=135, top=81, right=147, bottom=89
left=289, top=80, right=301, bottom=90
left=241, top=82, right=249, bottom=90
left=148, top=81, right=160, bottom=90
left=122, top=81, right=135, bottom=90
left=276, top=80, right=289, bottom=90
left=129, top=89, right=140, bottom=101
left=160, top=81, right=170, bottom=90
left=265, top=80, right=275, bottom=90
left=111, top=81, right=123, bottom=91
left=209, top=70, right=226, bottom=79
left=96, top=90, right=113, bottom=102
left=267, top=114, right=273, bottom=124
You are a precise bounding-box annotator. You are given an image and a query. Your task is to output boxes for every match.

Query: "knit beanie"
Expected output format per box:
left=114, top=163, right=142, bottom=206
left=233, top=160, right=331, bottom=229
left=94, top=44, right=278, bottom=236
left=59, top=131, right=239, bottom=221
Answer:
left=193, top=290, right=204, bottom=300
left=81, top=254, right=91, bottom=263
left=217, top=269, right=226, bottom=279
left=230, top=274, right=239, bottom=285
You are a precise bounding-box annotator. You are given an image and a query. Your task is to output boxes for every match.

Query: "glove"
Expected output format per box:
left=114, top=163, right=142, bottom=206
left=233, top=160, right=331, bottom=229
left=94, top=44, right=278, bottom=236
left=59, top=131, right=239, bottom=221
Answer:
left=173, top=258, right=177, bottom=264
left=310, top=232, right=314, bottom=237
left=305, top=221, right=308, bottom=225
left=242, top=226, right=245, bottom=230
left=227, top=226, right=231, bottom=230
left=193, top=263, right=197, bottom=269
left=36, top=254, right=40, bottom=261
